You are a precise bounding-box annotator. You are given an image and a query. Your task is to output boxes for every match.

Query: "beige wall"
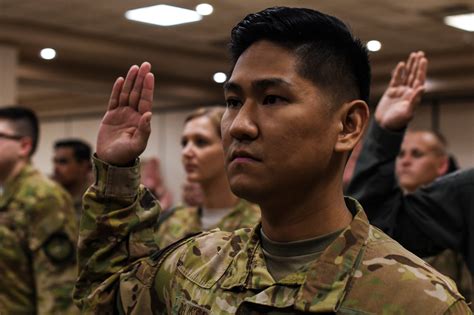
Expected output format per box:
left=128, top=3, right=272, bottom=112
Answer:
left=33, top=102, right=474, bottom=205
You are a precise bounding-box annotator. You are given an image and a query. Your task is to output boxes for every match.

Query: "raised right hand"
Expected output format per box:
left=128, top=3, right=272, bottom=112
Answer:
left=375, top=51, right=428, bottom=131
left=96, top=62, right=154, bottom=165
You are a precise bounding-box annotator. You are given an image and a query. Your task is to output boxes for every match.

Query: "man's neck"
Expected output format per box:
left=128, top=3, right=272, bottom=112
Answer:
left=0, top=160, right=28, bottom=187
left=260, top=179, right=352, bottom=242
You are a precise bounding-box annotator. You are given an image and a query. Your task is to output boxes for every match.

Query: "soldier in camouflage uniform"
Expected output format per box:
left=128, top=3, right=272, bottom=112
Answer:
left=0, top=107, right=79, bottom=314
left=74, top=7, right=470, bottom=314
left=155, top=107, right=260, bottom=248
left=52, top=138, right=93, bottom=221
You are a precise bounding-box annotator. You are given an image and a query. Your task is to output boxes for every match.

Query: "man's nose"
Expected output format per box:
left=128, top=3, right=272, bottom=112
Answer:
left=228, top=102, right=258, bottom=141
left=400, top=154, right=413, bottom=165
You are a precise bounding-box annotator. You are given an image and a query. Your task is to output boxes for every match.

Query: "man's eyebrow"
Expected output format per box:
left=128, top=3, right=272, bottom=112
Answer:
left=253, top=78, right=292, bottom=91
left=223, top=82, right=242, bottom=94
left=224, top=78, right=292, bottom=93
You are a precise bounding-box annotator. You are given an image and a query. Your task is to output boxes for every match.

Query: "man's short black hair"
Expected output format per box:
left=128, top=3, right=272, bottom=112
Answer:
left=54, top=139, right=92, bottom=163
left=0, top=106, right=39, bottom=156
left=229, top=7, right=371, bottom=104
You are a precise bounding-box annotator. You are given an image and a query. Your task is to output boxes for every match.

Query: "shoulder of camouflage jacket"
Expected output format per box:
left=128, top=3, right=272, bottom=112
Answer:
left=14, top=165, right=73, bottom=210
left=340, top=225, right=466, bottom=313
left=9, top=165, right=77, bottom=249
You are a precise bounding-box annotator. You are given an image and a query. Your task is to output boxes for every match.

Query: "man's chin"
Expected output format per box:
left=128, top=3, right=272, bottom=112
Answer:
left=229, top=177, right=264, bottom=203
left=399, top=180, right=418, bottom=193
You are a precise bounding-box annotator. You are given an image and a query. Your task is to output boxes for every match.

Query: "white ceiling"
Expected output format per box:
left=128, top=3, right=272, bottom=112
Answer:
left=1, top=0, right=473, bottom=116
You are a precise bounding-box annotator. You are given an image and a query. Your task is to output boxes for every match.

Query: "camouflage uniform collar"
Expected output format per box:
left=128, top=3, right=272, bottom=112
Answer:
left=0, top=163, right=36, bottom=208
left=294, top=197, right=368, bottom=312
left=222, top=197, right=369, bottom=312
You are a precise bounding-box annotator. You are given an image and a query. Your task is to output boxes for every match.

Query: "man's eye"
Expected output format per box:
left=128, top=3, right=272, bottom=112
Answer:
left=225, top=98, right=242, bottom=108
left=412, top=150, right=424, bottom=158
left=181, top=139, right=188, bottom=148
left=263, top=95, right=286, bottom=105
left=54, top=158, right=69, bottom=165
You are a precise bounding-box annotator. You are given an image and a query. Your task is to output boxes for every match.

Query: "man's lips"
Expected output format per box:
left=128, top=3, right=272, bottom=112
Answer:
left=229, top=149, right=261, bottom=162
left=397, top=170, right=414, bottom=178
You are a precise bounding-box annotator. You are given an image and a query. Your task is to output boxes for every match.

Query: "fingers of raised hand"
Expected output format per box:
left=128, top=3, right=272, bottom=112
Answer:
left=119, top=65, right=139, bottom=107
left=129, top=62, right=152, bottom=109
left=407, top=51, right=425, bottom=87
left=405, top=52, right=417, bottom=84
left=390, top=62, right=406, bottom=87
left=413, top=57, right=428, bottom=89
left=138, top=73, right=154, bottom=114
left=108, top=77, right=124, bottom=110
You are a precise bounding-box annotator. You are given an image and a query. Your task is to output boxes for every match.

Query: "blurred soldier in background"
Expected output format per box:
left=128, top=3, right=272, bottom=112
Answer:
left=53, top=138, right=92, bottom=219
left=347, top=51, right=473, bottom=307
left=0, top=106, right=78, bottom=314
left=397, top=129, right=472, bottom=305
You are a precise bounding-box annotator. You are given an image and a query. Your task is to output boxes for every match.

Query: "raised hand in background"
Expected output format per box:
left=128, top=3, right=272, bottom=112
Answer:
left=96, top=62, right=154, bottom=165
left=375, top=51, right=428, bottom=130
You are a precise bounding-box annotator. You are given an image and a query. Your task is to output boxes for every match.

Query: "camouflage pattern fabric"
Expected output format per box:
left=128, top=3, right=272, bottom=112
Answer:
left=154, top=199, right=260, bottom=248
left=0, top=164, right=79, bottom=314
left=74, top=157, right=471, bottom=314
left=425, top=249, right=473, bottom=309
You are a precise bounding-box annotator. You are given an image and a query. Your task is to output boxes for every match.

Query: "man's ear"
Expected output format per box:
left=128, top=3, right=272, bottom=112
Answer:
left=18, top=137, right=33, bottom=158
left=437, top=156, right=449, bottom=176
left=334, top=100, right=369, bottom=153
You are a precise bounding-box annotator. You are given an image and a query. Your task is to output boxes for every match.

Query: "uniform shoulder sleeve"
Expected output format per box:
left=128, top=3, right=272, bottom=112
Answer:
left=346, top=225, right=469, bottom=314
left=74, top=156, right=161, bottom=313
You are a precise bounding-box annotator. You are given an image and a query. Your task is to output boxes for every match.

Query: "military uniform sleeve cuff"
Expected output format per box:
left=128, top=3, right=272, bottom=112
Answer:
left=92, top=154, right=140, bottom=198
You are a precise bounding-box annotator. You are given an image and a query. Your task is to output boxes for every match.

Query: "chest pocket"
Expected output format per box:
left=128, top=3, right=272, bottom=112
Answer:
left=176, top=231, right=235, bottom=289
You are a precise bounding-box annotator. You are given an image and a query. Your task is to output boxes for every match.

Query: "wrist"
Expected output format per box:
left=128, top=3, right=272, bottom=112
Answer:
left=96, top=152, right=137, bottom=167
left=92, top=154, right=140, bottom=198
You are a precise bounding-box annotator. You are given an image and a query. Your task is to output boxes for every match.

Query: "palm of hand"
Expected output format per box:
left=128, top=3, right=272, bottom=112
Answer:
left=95, top=62, right=154, bottom=165
left=97, top=107, right=145, bottom=165
left=375, top=52, right=427, bottom=131
left=376, top=86, right=417, bottom=131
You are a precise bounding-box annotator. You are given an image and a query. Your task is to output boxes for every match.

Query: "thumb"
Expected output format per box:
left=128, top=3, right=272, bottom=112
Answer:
left=134, top=111, right=152, bottom=148
left=407, top=86, right=425, bottom=113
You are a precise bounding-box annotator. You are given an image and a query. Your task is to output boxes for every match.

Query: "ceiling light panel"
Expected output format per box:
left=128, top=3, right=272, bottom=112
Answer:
left=444, top=13, right=474, bottom=32
left=125, top=5, right=202, bottom=27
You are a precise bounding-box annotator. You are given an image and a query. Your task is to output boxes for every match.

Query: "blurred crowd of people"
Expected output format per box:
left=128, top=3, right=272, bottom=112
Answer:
left=0, top=5, right=473, bottom=315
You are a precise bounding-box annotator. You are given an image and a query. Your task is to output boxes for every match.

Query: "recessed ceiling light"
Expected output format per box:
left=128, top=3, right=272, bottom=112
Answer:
left=444, top=13, right=474, bottom=32
left=367, top=40, right=382, bottom=52
left=213, top=72, right=227, bottom=83
left=40, top=48, right=56, bottom=60
left=196, top=3, right=213, bottom=16
left=125, top=5, right=202, bottom=27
